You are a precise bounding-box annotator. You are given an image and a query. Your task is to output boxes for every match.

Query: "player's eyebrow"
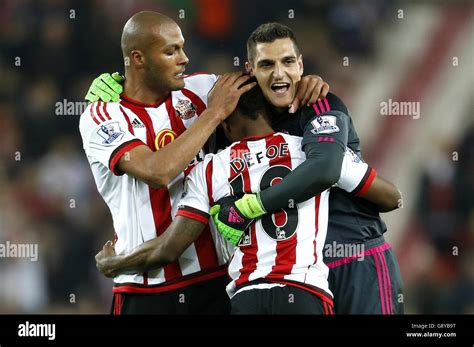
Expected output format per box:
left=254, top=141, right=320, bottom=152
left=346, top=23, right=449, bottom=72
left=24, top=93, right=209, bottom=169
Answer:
left=281, top=55, right=296, bottom=61
left=257, top=55, right=296, bottom=67
left=163, top=41, right=185, bottom=49
left=256, top=59, right=274, bottom=67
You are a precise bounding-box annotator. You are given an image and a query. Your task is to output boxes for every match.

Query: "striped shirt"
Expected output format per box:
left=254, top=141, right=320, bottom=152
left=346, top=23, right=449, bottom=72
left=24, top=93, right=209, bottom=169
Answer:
left=177, top=132, right=333, bottom=301
left=79, top=73, right=229, bottom=293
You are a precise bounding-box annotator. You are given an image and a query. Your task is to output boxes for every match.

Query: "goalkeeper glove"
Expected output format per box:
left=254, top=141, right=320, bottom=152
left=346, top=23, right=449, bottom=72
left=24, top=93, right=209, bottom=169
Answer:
left=85, top=72, right=124, bottom=102
left=209, top=194, right=266, bottom=246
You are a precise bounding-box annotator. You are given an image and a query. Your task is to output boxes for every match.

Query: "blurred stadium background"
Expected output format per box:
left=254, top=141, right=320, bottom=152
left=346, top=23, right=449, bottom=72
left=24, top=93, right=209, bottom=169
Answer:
left=0, top=0, right=472, bottom=314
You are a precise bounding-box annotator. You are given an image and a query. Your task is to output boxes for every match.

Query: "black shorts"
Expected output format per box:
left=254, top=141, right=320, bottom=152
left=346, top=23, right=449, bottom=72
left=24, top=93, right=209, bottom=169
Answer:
left=230, top=282, right=334, bottom=315
left=111, top=275, right=230, bottom=314
left=326, top=236, right=404, bottom=314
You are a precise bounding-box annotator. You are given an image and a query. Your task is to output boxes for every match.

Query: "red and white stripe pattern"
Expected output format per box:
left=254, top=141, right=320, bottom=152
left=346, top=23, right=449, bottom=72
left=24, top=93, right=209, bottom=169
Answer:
left=80, top=73, right=230, bottom=293
left=188, top=133, right=333, bottom=300
left=89, top=100, right=112, bottom=125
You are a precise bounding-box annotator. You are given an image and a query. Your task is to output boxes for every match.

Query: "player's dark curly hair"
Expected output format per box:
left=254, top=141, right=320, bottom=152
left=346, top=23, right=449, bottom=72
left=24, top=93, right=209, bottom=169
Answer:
left=247, top=22, right=300, bottom=65
left=233, top=77, right=272, bottom=121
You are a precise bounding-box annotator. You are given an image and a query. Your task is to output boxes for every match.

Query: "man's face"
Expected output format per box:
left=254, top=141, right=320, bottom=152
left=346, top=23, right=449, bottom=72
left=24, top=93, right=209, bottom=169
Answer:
left=246, top=38, right=303, bottom=110
left=144, top=23, right=189, bottom=93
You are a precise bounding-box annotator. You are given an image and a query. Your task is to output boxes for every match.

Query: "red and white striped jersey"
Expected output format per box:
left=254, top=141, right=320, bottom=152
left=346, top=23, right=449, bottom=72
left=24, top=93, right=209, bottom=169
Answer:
left=177, top=132, right=332, bottom=300
left=79, top=73, right=230, bottom=293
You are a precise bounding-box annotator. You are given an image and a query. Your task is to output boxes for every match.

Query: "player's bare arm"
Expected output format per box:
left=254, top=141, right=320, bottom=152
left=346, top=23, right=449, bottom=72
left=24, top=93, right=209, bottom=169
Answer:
left=359, top=175, right=401, bottom=213
left=118, top=72, right=256, bottom=187
left=95, top=216, right=206, bottom=277
left=337, top=149, right=401, bottom=212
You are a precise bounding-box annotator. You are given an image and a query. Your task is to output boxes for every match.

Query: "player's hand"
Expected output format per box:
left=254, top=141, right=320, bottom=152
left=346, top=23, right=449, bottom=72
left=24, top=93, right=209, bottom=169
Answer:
left=95, top=241, right=118, bottom=277
left=85, top=72, right=124, bottom=103
left=210, top=197, right=253, bottom=246
left=209, top=194, right=266, bottom=246
left=207, top=72, right=257, bottom=121
left=290, top=75, right=330, bottom=113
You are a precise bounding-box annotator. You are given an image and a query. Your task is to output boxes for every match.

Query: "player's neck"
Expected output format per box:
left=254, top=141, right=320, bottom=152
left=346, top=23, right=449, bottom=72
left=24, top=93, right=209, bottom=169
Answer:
left=272, top=106, right=287, bottom=114
left=242, top=119, right=274, bottom=138
left=123, top=74, right=169, bottom=105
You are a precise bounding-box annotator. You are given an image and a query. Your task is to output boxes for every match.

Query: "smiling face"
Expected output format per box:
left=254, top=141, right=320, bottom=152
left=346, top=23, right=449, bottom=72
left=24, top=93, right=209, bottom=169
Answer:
left=246, top=38, right=303, bottom=111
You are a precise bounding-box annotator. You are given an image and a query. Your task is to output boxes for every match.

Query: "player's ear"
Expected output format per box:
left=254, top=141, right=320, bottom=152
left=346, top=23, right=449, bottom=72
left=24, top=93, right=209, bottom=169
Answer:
left=245, top=62, right=254, bottom=76
left=298, top=54, right=304, bottom=76
left=130, top=50, right=145, bottom=67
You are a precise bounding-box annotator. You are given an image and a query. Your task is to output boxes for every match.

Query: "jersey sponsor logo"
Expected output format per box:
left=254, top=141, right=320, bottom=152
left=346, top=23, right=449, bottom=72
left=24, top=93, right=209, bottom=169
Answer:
left=131, top=118, right=145, bottom=128
left=155, top=129, right=177, bottom=150
left=97, top=122, right=125, bottom=144
left=310, top=116, right=340, bottom=135
left=175, top=99, right=197, bottom=120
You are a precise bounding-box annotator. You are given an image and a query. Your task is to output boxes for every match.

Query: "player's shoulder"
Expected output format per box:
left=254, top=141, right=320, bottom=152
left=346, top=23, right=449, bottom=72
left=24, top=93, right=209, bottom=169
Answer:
left=308, top=92, right=348, bottom=116
left=80, top=101, right=122, bottom=118
left=80, top=101, right=121, bottom=126
left=325, top=92, right=348, bottom=111
left=296, top=92, right=349, bottom=127
left=79, top=102, right=98, bottom=133
left=183, top=72, right=217, bottom=92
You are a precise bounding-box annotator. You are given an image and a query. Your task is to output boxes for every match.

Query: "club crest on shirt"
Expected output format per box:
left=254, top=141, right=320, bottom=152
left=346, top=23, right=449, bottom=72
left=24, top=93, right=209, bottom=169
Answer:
left=97, top=122, right=125, bottom=144
left=155, top=129, right=177, bottom=150
left=175, top=99, right=197, bottom=120
left=310, top=115, right=339, bottom=135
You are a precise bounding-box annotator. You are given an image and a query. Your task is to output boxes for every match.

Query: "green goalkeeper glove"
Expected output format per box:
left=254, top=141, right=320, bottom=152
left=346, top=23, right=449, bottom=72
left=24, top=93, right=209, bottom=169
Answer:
left=234, top=193, right=267, bottom=219
left=85, top=72, right=124, bottom=102
left=209, top=194, right=266, bottom=246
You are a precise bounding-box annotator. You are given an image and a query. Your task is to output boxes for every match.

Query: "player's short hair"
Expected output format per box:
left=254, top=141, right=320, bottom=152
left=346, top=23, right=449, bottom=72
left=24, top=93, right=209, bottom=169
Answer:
left=247, top=22, right=300, bottom=65
left=231, top=77, right=271, bottom=121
